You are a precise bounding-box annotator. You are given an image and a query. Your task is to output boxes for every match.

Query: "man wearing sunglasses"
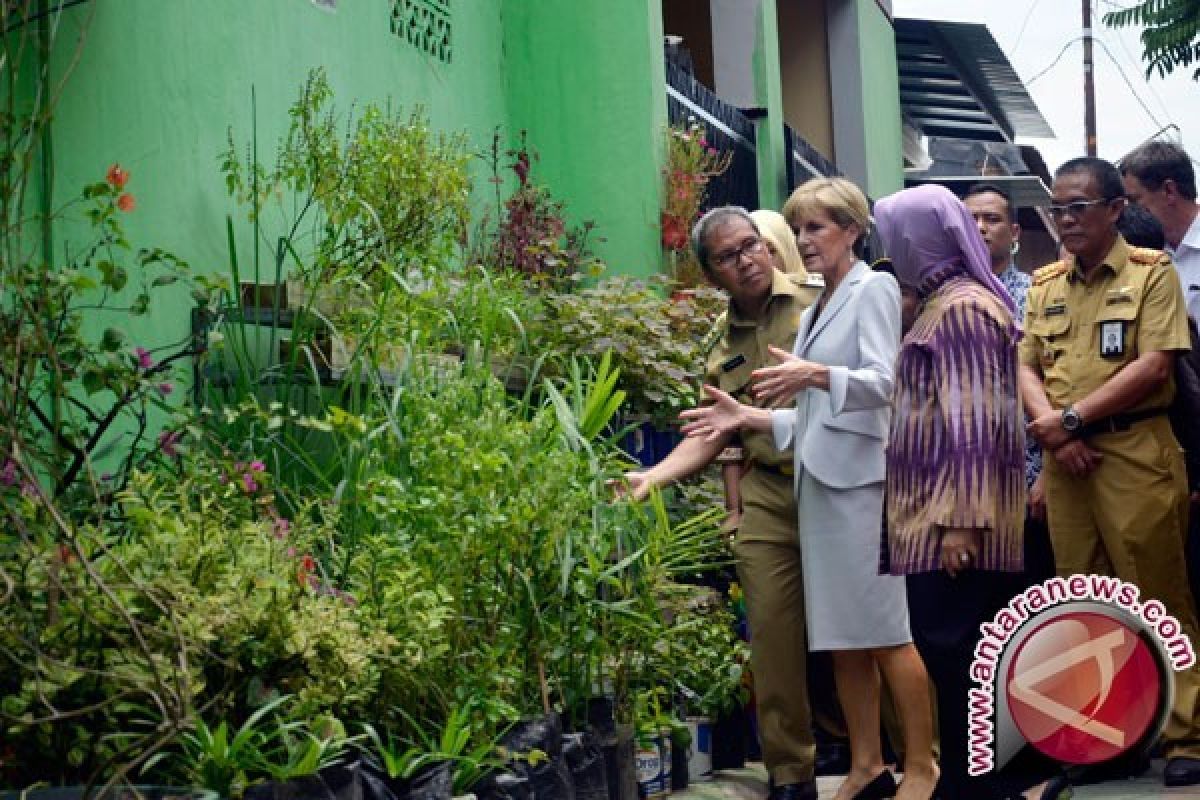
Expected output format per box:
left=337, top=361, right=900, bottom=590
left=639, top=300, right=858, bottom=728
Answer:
left=1018, top=157, right=1200, bottom=787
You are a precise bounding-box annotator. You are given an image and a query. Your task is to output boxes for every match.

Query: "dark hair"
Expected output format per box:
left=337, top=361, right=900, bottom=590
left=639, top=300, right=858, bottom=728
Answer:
left=870, top=257, right=895, bottom=276
left=1117, top=203, right=1167, bottom=249
left=963, top=182, right=1014, bottom=222
left=1056, top=157, right=1126, bottom=202
left=1120, top=140, right=1197, bottom=202
left=691, top=206, right=758, bottom=272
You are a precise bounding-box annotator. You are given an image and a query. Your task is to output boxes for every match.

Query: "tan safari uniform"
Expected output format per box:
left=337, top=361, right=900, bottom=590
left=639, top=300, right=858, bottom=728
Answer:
left=1020, top=236, right=1200, bottom=757
left=704, top=268, right=822, bottom=784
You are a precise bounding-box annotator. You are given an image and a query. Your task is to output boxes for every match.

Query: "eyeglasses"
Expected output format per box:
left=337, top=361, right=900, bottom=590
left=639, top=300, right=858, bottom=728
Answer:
left=712, top=237, right=766, bottom=271
left=1046, top=198, right=1118, bottom=219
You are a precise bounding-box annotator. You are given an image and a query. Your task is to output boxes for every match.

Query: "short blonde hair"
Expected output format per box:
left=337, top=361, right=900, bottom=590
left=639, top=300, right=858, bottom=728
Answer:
left=783, top=177, right=870, bottom=256
left=750, top=209, right=807, bottom=277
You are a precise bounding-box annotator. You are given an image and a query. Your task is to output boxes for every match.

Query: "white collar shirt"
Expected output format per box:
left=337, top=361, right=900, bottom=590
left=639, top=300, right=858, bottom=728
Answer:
left=1168, top=210, right=1200, bottom=323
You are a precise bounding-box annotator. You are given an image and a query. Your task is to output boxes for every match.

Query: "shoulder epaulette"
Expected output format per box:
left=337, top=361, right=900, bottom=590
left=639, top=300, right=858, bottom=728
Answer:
left=1128, top=246, right=1172, bottom=266
left=1032, top=261, right=1069, bottom=286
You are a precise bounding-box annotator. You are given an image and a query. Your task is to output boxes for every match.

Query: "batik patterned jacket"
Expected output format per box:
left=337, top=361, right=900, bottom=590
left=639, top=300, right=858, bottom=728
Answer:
left=886, top=263, right=1026, bottom=574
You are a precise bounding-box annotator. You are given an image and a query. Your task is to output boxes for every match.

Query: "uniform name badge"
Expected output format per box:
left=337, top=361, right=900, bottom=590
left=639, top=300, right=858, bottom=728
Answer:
left=1100, top=320, right=1124, bottom=358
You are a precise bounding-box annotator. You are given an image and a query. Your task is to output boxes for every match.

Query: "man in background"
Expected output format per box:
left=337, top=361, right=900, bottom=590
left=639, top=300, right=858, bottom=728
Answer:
left=1120, top=141, right=1200, bottom=322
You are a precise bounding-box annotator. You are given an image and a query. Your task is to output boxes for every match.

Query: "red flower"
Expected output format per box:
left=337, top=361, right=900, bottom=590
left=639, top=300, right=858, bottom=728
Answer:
left=297, top=553, right=317, bottom=587
left=661, top=212, right=688, bottom=251
left=106, top=163, right=129, bottom=190
left=116, top=193, right=136, bottom=212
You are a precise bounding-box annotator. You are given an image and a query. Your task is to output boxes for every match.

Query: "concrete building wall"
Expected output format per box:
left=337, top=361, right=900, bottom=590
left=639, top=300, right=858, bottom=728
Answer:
left=826, top=0, right=903, bottom=198
left=778, top=0, right=835, bottom=164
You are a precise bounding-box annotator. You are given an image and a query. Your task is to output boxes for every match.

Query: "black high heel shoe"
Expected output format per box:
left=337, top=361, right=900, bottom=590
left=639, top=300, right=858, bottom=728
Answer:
left=852, top=769, right=898, bottom=800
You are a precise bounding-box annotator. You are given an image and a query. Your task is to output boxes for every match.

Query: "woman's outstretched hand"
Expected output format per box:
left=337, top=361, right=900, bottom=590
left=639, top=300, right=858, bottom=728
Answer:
left=679, top=386, right=745, bottom=442
left=751, top=345, right=821, bottom=406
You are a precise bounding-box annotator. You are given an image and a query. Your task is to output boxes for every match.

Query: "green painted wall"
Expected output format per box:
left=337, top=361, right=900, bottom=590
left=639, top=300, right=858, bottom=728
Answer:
left=46, top=0, right=510, bottom=355
left=752, top=0, right=788, bottom=211
left=42, top=0, right=671, bottom=366
left=502, top=0, right=667, bottom=279
left=856, top=0, right=904, bottom=198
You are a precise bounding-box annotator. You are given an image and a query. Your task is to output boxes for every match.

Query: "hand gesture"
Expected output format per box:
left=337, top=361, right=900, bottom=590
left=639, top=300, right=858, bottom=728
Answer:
left=940, top=528, right=980, bottom=577
left=1051, top=440, right=1103, bottom=478
left=609, top=471, right=652, bottom=502
left=1027, top=411, right=1071, bottom=450
left=1028, top=473, right=1047, bottom=521
left=751, top=345, right=821, bottom=406
left=679, top=385, right=745, bottom=442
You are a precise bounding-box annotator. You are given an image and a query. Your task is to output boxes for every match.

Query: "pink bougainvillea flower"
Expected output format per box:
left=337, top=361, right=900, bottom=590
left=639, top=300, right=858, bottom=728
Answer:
left=116, top=193, right=136, bottom=212
left=242, top=473, right=258, bottom=494
left=134, top=346, right=154, bottom=370
left=272, top=516, right=291, bottom=540
left=249, top=460, right=265, bottom=472
left=156, top=382, right=173, bottom=397
left=661, top=212, right=688, bottom=251
left=0, top=459, right=16, bottom=486
left=157, top=430, right=181, bottom=458
left=106, top=163, right=129, bottom=190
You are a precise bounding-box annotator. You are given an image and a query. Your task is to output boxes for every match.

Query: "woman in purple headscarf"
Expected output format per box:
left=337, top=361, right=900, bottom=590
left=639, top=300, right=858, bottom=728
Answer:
left=874, top=185, right=1066, bottom=800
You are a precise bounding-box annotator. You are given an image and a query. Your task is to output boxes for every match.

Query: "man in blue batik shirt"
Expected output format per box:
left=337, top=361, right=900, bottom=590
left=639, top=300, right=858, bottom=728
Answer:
left=964, top=184, right=1055, bottom=581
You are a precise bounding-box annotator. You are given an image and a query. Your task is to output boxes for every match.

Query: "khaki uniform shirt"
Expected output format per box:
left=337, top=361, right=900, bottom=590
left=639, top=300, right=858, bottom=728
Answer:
left=704, top=268, right=823, bottom=468
left=1019, top=235, right=1191, bottom=412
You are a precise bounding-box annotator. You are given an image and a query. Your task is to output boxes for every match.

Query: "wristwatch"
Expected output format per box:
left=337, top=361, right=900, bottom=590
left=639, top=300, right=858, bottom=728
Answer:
left=1061, top=406, right=1083, bottom=435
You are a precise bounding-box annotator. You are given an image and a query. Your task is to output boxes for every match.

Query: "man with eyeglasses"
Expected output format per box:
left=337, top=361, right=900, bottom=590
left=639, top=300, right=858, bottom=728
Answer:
left=620, top=205, right=823, bottom=800
left=1120, top=141, right=1200, bottom=324
left=1018, top=157, right=1200, bottom=787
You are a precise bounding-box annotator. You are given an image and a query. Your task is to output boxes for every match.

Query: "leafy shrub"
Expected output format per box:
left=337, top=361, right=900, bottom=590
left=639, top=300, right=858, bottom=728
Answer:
left=540, top=277, right=726, bottom=426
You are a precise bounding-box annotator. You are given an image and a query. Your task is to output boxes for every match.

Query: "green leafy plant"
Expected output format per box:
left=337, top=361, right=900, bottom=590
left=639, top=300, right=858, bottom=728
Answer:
left=471, top=130, right=605, bottom=288
left=1104, top=1, right=1200, bottom=79
left=540, top=277, right=725, bottom=427
left=165, top=695, right=293, bottom=798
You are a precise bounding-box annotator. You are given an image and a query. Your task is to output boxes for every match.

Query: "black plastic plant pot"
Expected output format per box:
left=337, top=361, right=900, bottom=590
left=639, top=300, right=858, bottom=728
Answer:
left=0, top=788, right=218, bottom=800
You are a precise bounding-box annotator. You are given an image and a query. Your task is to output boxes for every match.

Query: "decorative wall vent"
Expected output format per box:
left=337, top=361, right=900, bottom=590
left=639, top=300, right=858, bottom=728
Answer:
left=391, top=0, right=452, bottom=63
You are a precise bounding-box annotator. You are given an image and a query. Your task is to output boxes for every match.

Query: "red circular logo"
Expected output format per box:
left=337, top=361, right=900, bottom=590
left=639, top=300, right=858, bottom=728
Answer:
left=1005, top=611, right=1163, bottom=764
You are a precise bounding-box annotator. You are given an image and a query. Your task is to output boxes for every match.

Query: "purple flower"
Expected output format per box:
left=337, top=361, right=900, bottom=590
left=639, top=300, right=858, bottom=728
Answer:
left=249, top=460, right=265, bottom=472
left=0, top=460, right=16, bottom=486
left=242, top=473, right=258, bottom=494
left=156, top=382, right=174, bottom=397
left=134, top=347, right=154, bottom=370
left=157, top=430, right=181, bottom=458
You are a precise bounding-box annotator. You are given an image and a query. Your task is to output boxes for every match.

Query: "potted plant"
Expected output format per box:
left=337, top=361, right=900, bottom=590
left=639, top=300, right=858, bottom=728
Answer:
left=660, top=120, right=732, bottom=288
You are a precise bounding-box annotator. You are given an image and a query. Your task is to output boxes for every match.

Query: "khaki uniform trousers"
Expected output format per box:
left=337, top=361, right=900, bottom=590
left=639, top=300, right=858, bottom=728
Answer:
left=732, top=466, right=815, bottom=784
left=1044, top=416, right=1200, bottom=758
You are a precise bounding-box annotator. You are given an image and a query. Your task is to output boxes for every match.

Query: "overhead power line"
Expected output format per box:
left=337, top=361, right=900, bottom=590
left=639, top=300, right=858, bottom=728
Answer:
left=1027, top=36, right=1085, bottom=85
left=1093, top=37, right=1166, bottom=129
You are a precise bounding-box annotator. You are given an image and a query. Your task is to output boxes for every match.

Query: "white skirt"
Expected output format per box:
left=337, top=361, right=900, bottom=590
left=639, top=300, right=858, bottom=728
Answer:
left=797, top=472, right=912, bottom=651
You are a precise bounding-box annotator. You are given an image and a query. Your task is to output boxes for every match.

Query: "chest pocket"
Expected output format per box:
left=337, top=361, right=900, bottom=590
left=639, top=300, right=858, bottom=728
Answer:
left=1026, top=310, right=1071, bottom=341
left=715, top=358, right=756, bottom=404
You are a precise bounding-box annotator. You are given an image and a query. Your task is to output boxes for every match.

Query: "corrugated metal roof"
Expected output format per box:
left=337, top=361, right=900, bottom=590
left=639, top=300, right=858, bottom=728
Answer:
left=895, top=18, right=1054, bottom=143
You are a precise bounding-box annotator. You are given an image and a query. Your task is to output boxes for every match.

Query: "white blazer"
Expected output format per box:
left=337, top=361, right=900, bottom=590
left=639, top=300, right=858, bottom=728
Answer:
left=769, top=260, right=901, bottom=489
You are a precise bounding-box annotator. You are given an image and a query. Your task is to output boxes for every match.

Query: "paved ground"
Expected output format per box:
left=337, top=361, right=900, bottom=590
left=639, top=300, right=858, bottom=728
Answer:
left=671, top=762, right=1200, bottom=799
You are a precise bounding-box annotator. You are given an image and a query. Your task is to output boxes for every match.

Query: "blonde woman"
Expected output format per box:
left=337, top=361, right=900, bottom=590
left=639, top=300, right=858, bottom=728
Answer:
left=682, top=179, right=937, bottom=800
left=752, top=208, right=812, bottom=278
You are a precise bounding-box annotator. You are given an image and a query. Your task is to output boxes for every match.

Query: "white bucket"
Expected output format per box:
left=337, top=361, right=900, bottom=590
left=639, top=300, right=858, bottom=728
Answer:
left=686, top=716, right=713, bottom=782
left=636, top=736, right=667, bottom=798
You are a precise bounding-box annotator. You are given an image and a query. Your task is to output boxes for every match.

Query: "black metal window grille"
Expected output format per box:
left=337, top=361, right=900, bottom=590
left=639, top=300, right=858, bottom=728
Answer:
left=665, top=61, right=758, bottom=213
